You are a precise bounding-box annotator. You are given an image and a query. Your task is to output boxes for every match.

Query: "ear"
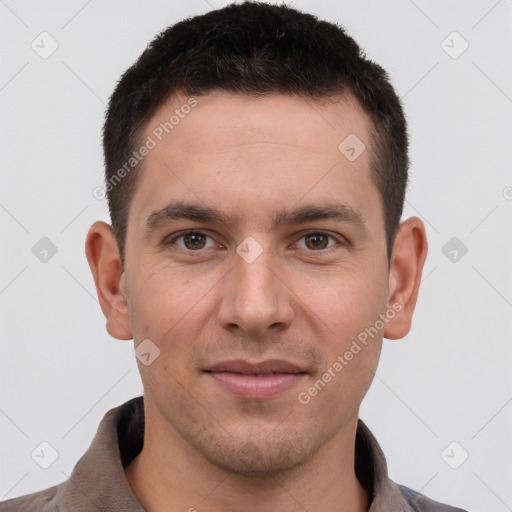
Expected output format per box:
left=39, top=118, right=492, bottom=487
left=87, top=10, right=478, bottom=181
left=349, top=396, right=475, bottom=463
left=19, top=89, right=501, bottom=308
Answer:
left=85, top=221, right=133, bottom=340
left=383, top=216, right=428, bottom=340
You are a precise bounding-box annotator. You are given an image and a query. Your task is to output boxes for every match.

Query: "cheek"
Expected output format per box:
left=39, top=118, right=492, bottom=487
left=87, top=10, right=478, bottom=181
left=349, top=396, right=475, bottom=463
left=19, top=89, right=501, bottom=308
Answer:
left=295, top=267, right=385, bottom=394
left=298, top=266, right=387, bottom=341
left=301, top=279, right=383, bottom=421
left=127, top=260, right=216, bottom=339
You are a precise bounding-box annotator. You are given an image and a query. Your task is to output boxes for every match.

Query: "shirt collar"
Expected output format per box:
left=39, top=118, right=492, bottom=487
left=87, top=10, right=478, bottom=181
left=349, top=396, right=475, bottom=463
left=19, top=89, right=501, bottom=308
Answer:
left=57, top=396, right=410, bottom=511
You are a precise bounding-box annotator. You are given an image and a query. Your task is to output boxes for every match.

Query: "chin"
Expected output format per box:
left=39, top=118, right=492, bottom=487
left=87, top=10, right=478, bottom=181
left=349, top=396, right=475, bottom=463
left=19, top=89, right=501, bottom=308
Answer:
left=194, top=429, right=317, bottom=477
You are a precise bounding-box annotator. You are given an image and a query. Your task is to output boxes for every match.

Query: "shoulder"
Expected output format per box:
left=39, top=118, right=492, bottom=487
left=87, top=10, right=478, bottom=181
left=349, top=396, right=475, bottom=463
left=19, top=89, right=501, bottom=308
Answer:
left=398, top=484, right=469, bottom=512
left=0, top=485, right=60, bottom=512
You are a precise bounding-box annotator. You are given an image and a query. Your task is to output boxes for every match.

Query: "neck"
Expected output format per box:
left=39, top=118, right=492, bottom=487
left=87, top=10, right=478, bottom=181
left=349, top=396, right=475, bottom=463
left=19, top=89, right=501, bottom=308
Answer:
left=124, top=403, right=369, bottom=512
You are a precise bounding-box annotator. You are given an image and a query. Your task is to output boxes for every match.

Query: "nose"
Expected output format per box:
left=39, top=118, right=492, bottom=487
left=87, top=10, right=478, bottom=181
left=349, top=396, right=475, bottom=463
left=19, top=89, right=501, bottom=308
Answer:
left=216, top=248, right=294, bottom=337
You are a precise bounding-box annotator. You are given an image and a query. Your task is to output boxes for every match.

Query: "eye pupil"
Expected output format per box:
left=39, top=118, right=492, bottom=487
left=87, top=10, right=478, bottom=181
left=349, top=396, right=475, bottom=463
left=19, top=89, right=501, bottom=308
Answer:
left=305, top=233, right=329, bottom=250
left=184, top=233, right=206, bottom=249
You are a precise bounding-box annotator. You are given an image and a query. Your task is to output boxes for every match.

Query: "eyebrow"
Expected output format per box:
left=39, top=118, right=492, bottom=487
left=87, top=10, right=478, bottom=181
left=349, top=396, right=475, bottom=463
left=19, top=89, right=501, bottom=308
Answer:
left=144, top=200, right=367, bottom=237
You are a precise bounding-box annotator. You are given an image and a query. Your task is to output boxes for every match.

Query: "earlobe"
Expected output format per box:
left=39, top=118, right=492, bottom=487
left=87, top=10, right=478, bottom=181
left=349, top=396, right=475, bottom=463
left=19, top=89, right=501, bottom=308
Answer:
left=383, top=216, right=428, bottom=340
left=85, top=221, right=133, bottom=340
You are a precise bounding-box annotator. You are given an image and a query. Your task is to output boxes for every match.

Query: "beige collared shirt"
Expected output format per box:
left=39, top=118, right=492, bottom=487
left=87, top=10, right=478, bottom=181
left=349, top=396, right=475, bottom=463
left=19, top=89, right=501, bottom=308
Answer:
left=0, top=396, right=467, bottom=511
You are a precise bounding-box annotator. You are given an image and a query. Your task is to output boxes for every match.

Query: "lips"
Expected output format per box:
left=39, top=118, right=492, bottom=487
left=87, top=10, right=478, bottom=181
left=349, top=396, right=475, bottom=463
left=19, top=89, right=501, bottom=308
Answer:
left=205, top=359, right=305, bottom=375
left=204, top=359, right=307, bottom=400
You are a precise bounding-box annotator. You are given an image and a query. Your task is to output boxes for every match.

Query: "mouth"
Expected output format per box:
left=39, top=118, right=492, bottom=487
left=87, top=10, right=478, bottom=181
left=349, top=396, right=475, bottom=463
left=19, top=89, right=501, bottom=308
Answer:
left=203, top=359, right=308, bottom=400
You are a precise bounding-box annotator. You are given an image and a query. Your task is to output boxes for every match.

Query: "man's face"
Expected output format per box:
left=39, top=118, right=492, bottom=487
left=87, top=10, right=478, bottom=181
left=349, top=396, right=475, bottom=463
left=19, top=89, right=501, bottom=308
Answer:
left=122, top=91, right=391, bottom=475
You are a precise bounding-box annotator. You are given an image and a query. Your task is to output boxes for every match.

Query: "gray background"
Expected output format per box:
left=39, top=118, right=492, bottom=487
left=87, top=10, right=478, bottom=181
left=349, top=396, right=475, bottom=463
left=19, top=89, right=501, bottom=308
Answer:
left=1, top=1, right=511, bottom=510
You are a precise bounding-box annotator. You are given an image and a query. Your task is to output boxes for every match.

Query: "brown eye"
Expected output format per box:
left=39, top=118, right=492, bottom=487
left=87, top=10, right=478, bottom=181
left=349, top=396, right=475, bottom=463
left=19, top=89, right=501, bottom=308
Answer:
left=304, top=233, right=331, bottom=250
left=300, top=232, right=336, bottom=252
left=170, top=231, right=216, bottom=251
left=183, top=233, right=206, bottom=249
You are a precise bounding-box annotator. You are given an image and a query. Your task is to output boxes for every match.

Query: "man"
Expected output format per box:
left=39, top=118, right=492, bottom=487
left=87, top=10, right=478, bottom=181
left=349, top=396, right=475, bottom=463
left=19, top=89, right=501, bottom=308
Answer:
left=1, top=2, right=468, bottom=511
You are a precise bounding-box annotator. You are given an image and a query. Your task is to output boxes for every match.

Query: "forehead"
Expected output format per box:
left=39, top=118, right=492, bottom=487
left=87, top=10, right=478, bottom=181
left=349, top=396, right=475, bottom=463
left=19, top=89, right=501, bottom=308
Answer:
left=130, top=91, right=382, bottom=232
left=143, top=91, right=373, bottom=159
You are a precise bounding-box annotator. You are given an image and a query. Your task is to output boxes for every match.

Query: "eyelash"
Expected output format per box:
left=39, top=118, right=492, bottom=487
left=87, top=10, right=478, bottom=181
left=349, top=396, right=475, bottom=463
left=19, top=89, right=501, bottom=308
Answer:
left=165, top=230, right=346, bottom=252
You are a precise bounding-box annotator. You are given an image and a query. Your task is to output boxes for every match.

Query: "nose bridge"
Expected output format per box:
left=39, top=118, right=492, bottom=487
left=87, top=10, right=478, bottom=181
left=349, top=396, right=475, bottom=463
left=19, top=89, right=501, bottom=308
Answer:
left=217, top=245, right=293, bottom=335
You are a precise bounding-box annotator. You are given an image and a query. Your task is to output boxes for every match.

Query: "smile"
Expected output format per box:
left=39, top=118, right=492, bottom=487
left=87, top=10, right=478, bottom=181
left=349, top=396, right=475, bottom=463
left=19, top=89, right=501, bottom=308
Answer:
left=203, top=359, right=308, bottom=400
